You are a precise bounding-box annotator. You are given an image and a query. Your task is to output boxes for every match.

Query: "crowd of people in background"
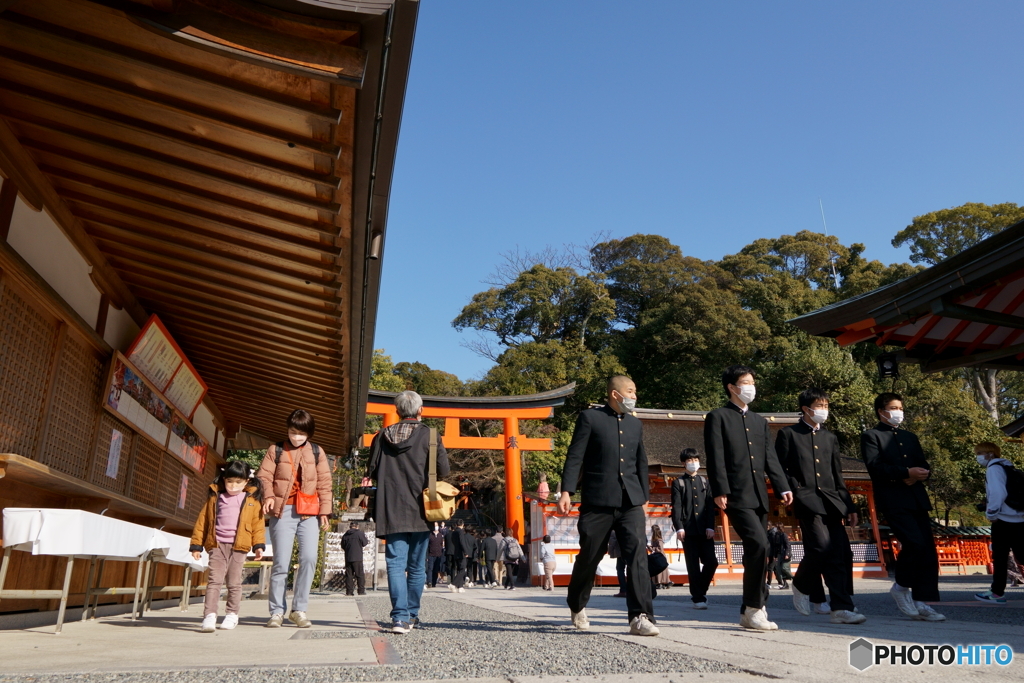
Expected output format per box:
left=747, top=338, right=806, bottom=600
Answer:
left=186, top=375, right=1023, bottom=638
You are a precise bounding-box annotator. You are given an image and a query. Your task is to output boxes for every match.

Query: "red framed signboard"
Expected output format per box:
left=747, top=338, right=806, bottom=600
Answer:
left=126, top=315, right=208, bottom=419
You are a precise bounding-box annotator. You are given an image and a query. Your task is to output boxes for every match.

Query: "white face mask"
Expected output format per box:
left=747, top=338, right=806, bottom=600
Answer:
left=733, top=384, right=756, bottom=405
left=620, top=397, right=637, bottom=412
left=809, top=408, right=828, bottom=425
left=977, top=454, right=993, bottom=466
left=289, top=434, right=308, bottom=448
left=685, top=461, right=699, bottom=473
left=883, top=409, right=904, bottom=426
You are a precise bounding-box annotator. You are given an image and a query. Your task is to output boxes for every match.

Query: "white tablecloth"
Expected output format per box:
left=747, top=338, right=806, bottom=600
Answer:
left=3, top=508, right=207, bottom=571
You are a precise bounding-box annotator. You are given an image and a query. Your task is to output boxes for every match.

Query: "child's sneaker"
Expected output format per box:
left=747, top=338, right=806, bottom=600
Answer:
left=974, top=590, right=1007, bottom=604
left=219, top=614, right=239, bottom=630
left=201, top=614, right=217, bottom=633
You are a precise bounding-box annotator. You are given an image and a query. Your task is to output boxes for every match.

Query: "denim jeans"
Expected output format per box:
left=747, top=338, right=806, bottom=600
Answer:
left=384, top=531, right=430, bottom=623
left=268, top=505, right=320, bottom=615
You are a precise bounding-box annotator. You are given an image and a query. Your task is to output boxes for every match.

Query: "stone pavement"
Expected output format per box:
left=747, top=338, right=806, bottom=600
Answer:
left=0, top=575, right=1020, bottom=682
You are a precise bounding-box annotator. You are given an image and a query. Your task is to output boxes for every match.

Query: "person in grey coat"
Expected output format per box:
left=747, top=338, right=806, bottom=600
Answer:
left=368, top=391, right=449, bottom=633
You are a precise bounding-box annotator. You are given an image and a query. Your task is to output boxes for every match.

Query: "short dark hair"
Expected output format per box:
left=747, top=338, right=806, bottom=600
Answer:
left=350, top=522, right=359, bottom=529
left=874, top=392, right=902, bottom=417
left=798, top=388, right=830, bottom=409
left=607, top=375, right=633, bottom=394
left=543, top=534, right=551, bottom=544
left=455, top=519, right=465, bottom=527
left=680, top=447, right=700, bottom=462
left=722, top=365, right=756, bottom=396
left=287, top=409, right=316, bottom=436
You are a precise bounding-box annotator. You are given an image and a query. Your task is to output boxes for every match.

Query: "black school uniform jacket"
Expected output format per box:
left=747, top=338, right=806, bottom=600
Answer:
left=671, top=473, right=717, bottom=532
left=775, top=421, right=854, bottom=517
left=560, top=405, right=649, bottom=508
left=704, top=402, right=788, bottom=510
left=861, top=423, right=932, bottom=512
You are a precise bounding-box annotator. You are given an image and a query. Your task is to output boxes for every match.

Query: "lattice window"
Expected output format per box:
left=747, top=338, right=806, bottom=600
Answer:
left=0, top=281, right=60, bottom=456
left=91, top=412, right=135, bottom=495
left=157, top=456, right=183, bottom=514
left=39, top=333, right=105, bottom=479
left=130, top=437, right=164, bottom=509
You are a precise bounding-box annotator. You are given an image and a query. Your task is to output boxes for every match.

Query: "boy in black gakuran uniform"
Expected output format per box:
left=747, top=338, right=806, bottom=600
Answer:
left=671, top=448, right=718, bottom=609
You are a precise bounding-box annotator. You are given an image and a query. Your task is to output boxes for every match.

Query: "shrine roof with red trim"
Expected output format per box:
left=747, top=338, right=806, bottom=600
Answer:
left=789, top=219, right=1024, bottom=372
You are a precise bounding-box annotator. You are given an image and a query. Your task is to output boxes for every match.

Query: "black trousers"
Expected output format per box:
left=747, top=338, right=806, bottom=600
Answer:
left=794, top=512, right=854, bottom=611
left=991, top=519, right=1024, bottom=596
left=452, top=557, right=468, bottom=589
left=344, top=560, right=365, bottom=595
left=884, top=509, right=940, bottom=602
left=428, top=555, right=444, bottom=586
left=682, top=530, right=718, bottom=602
left=567, top=502, right=653, bottom=621
left=727, top=507, right=770, bottom=612
left=481, top=560, right=495, bottom=584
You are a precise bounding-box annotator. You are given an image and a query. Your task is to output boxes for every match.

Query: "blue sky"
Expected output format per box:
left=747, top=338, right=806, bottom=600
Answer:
left=375, top=1, right=1024, bottom=381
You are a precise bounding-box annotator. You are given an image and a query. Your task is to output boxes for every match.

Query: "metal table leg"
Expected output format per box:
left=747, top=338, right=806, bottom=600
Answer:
left=81, top=556, right=97, bottom=621
left=89, top=559, right=106, bottom=619
left=54, top=556, right=75, bottom=634
left=180, top=568, right=192, bottom=611
left=0, top=547, right=12, bottom=611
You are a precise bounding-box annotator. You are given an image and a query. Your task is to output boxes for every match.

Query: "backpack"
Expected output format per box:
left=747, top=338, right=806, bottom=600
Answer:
left=275, top=442, right=321, bottom=465
left=504, top=537, right=523, bottom=561
left=997, top=463, right=1024, bottom=512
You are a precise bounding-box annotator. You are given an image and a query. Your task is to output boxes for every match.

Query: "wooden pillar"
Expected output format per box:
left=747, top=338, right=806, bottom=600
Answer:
left=866, top=487, right=885, bottom=572
left=503, top=417, right=524, bottom=542
left=0, top=178, right=16, bottom=242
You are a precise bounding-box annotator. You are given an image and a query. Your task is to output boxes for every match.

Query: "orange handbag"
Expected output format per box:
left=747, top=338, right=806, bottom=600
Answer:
left=285, top=449, right=320, bottom=516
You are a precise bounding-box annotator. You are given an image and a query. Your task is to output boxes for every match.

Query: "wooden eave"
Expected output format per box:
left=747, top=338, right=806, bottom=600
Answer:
left=0, top=0, right=419, bottom=454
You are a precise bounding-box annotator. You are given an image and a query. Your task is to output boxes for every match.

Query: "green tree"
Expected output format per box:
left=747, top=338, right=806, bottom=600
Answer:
left=369, top=348, right=405, bottom=392
left=394, top=361, right=464, bottom=396
left=892, top=202, right=1024, bottom=266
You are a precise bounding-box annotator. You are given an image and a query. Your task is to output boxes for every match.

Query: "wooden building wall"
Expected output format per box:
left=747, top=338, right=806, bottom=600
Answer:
left=0, top=241, right=217, bottom=614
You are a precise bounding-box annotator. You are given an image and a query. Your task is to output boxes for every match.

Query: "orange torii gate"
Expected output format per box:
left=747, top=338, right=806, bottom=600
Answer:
left=363, top=384, right=576, bottom=542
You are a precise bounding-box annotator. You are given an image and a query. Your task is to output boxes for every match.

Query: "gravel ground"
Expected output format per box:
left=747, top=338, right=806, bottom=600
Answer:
left=0, top=596, right=735, bottom=683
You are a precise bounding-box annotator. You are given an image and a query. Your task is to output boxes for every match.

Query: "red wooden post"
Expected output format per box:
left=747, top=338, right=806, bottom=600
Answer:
left=503, top=417, right=525, bottom=542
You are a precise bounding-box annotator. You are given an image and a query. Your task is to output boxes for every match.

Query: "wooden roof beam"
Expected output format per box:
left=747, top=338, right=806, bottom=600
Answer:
left=161, top=320, right=344, bottom=372
left=930, top=299, right=1024, bottom=331
left=0, top=82, right=340, bottom=186
left=0, top=11, right=344, bottom=124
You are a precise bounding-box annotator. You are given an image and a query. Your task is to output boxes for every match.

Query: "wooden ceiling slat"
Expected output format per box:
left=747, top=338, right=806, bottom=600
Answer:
left=185, top=368, right=344, bottom=413
left=118, top=269, right=341, bottom=331
left=37, top=153, right=333, bottom=233
left=18, top=0, right=337, bottom=107
left=21, top=135, right=339, bottom=216
left=104, top=254, right=339, bottom=316
left=159, top=318, right=343, bottom=372
left=101, top=249, right=339, bottom=312
left=129, top=284, right=340, bottom=341
left=0, top=11, right=343, bottom=130
left=142, top=302, right=342, bottom=361
left=184, top=346, right=343, bottom=390
left=215, top=401, right=344, bottom=436
left=86, top=220, right=335, bottom=285
left=0, top=49, right=340, bottom=157
left=51, top=169, right=336, bottom=240
left=73, top=201, right=338, bottom=269
left=0, top=82, right=338, bottom=186
left=11, top=114, right=336, bottom=204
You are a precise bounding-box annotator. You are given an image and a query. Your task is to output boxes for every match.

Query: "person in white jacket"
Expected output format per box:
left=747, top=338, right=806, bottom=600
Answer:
left=974, top=441, right=1024, bottom=604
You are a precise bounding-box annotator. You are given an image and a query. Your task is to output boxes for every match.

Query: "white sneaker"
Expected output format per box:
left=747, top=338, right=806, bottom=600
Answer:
left=739, top=606, right=778, bottom=631
left=830, top=609, right=867, bottom=624
left=912, top=601, right=946, bottom=622
left=266, top=613, right=284, bottom=628
left=219, top=613, right=239, bottom=630
left=791, top=585, right=811, bottom=616
left=458, top=587, right=466, bottom=593
left=812, top=602, right=831, bottom=615
left=889, top=584, right=919, bottom=617
left=449, top=584, right=458, bottom=593
left=288, top=611, right=312, bottom=628
left=629, top=613, right=660, bottom=636
left=693, top=600, right=708, bottom=610
left=571, top=609, right=590, bottom=630
left=201, top=613, right=217, bottom=632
